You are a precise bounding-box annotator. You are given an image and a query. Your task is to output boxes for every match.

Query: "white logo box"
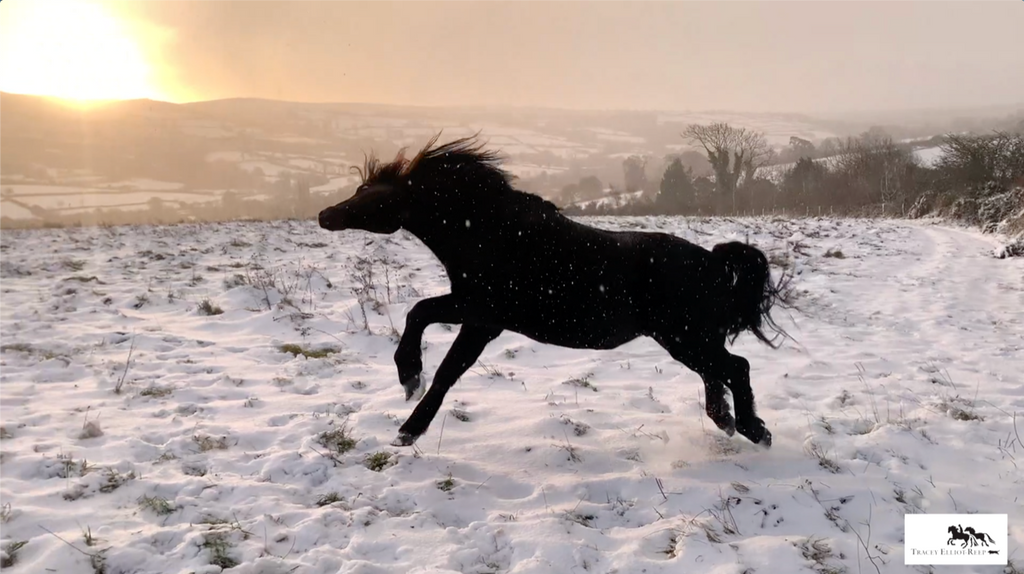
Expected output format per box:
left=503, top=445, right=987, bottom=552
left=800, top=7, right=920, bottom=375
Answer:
left=905, top=514, right=1008, bottom=566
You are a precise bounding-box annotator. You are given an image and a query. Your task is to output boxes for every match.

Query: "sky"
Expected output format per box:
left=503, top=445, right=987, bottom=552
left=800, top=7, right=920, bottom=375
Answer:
left=1, top=0, right=1022, bottom=115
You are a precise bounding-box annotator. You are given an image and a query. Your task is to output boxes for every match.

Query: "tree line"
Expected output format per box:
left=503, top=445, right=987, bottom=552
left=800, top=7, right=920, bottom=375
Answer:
left=561, top=120, right=1024, bottom=218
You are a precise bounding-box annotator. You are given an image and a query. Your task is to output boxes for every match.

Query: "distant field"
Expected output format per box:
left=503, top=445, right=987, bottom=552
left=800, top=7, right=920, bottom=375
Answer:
left=0, top=184, right=225, bottom=220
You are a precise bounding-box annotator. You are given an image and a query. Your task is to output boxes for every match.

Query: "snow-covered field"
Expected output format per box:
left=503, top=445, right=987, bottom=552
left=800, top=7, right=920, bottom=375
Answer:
left=0, top=216, right=1021, bottom=574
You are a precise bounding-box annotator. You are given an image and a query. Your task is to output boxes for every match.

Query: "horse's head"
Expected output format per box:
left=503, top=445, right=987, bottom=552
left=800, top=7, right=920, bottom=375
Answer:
left=318, top=179, right=409, bottom=235
left=319, top=133, right=515, bottom=237
left=948, top=525, right=958, bottom=533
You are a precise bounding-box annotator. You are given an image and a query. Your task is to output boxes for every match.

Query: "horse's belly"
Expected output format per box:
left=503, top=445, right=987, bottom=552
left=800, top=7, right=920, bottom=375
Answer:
left=503, top=312, right=641, bottom=350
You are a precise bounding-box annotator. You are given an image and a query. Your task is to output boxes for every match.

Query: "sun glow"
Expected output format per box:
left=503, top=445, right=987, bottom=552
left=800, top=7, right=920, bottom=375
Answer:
left=0, top=0, right=168, bottom=102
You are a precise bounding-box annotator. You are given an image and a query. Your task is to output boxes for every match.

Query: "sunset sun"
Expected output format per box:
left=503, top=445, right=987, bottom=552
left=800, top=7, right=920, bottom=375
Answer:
left=0, top=0, right=169, bottom=102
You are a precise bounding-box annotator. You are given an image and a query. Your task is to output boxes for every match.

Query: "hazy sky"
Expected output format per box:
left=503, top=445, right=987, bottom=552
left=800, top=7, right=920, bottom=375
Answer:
left=3, top=1, right=1023, bottom=114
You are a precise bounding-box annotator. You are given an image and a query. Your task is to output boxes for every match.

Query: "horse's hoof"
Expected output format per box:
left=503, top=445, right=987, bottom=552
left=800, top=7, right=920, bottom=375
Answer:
left=390, top=431, right=419, bottom=447
left=402, top=374, right=425, bottom=402
left=737, top=419, right=771, bottom=448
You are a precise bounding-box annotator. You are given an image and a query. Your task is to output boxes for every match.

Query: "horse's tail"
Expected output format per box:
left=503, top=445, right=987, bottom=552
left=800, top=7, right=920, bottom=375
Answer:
left=712, top=241, right=792, bottom=349
left=985, top=533, right=996, bottom=544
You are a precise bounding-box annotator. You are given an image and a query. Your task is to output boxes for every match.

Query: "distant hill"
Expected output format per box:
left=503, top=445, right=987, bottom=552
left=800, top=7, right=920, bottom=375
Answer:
left=2, top=92, right=1019, bottom=226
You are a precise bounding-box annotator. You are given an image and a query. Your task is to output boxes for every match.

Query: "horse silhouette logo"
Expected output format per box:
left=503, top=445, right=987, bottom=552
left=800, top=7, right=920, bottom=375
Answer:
left=907, top=513, right=1007, bottom=566
left=947, top=525, right=998, bottom=551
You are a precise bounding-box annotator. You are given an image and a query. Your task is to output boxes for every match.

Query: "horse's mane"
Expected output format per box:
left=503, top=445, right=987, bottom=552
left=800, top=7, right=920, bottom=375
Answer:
left=354, top=133, right=561, bottom=215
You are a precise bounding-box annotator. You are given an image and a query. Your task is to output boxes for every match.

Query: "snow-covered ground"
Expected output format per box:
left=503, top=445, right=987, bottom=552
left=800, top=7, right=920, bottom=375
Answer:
left=0, top=216, right=1021, bottom=574
left=913, top=147, right=946, bottom=168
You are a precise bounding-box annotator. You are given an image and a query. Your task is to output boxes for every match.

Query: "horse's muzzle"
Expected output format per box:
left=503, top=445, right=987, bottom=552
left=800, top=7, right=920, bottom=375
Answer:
left=318, top=207, right=343, bottom=230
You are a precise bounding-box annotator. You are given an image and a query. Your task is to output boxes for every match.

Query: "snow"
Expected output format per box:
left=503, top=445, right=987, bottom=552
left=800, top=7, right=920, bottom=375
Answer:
left=914, top=146, right=946, bottom=168
left=572, top=191, right=646, bottom=210
left=1, top=216, right=1022, bottom=574
left=239, top=161, right=296, bottom=177
left=502, top=164, right=567, bottom=179
left=96, top=179, right=187, bottom=191
left=0, top=191, right=221, bottom=215
left=288, top=158, right=327, bottom=171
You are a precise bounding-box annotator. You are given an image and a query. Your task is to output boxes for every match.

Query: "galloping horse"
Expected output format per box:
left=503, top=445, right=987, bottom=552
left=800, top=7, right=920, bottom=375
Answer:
left=319, top=134, right=789, bottom=448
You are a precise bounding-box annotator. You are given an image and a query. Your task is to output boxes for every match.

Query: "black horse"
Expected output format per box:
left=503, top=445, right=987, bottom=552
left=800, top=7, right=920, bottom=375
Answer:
left=319, top=134, right=789, bottom=448
left=964, top=526, right=996, bottom=547
left=948, top=525, right=973, bottom=548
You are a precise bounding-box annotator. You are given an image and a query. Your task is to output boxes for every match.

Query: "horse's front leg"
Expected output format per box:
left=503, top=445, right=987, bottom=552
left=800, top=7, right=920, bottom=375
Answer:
left=392, top=324, right=503, bottom=446
left=394, top=294, right=464, bottom=401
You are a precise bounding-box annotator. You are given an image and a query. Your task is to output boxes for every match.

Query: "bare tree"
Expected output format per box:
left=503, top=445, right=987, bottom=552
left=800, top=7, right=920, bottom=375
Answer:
left=682, top=123, right=771, bottom=211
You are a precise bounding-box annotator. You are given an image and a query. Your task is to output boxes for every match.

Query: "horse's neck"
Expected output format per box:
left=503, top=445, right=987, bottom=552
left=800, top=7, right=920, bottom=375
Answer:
left=401, top=210, right=473, bottom=264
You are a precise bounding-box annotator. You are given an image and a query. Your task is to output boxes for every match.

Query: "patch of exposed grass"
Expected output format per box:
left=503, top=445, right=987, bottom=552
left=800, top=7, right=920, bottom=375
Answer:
left=192, top=434, right=229, bottom=452
left=223, top=273, right=249, bottom=289
left=564, top=510, right=596, bottom=528
left=318, top=425, right=357, bottom=455
left=1, top=540, right=28, bottom=568
left=57, top=453, right=92, bottom=479
left=64, top=468, right=135, bottom=501
left=197, top=299, right=224, bottom=316
left=61, top=258, right=86, bottom=272
left=0, top=343, right=68, bottom=362
left=138, top=494, right=175, bottom=516
left=562, top=372, right=598, bottom=392
left=807, top=442, right=842, bottom=474
left=364, top=451, right=394, bottom=472
left=823, top=249, right=846, bottom=259
left=278, top=343, right=338, bottom=359
left=560, top=415, right=591, bottom=436
left=797, top=537, right=847, bottom=574
left=936, top=395, right=984, bottom=422
left=139, top=385, right=173, bottom=398
left=0, top=342, right=33, bottom=354
left=81, top=525, right=98, bottom=547
left=64, top=275, right=105, bottom=284
left=201, top=532, right=239, bottom=570
left=437, top=473, right=455, bottom=493
left=316, top=492, right=343, bottom=507
left=661, top=527, right=683, bottom=559
left=99, top=468, right=136, bottom=493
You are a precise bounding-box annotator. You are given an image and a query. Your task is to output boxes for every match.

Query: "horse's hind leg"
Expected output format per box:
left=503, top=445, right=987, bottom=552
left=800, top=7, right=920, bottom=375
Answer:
left=393, top=294, right=464, bottom=401
left=393, top=324, right=502, bottom=446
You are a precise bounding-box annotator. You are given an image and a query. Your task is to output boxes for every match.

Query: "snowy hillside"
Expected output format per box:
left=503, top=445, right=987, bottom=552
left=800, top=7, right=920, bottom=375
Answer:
left=1, top=92, right=846, bottom=223
left=0, top=216, right=1021, bottom=574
